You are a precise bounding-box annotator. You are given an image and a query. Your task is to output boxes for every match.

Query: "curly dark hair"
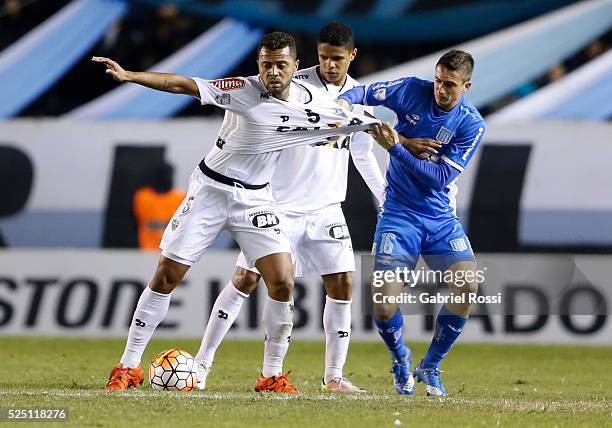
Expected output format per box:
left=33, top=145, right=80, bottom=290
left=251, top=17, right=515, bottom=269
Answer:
left=317, top=22, right=354, bottom=50
left=437, top=50, right=474, bottom=81
left=258, top=31, right=297, bottom=58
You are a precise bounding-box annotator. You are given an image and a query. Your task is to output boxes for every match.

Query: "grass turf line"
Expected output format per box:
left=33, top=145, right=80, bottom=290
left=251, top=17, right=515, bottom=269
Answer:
left=0, top=338, right=610, bottom=427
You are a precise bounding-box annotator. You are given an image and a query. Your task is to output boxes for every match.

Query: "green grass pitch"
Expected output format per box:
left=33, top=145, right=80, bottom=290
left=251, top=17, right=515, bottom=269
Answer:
left=1, top=338, right=610, bottom=427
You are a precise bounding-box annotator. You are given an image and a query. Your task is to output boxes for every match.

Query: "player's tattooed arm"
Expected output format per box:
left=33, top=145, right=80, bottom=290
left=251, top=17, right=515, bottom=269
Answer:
left=397, top=134, right=441, bottom=160
left=92, top=56, right=199, bottom=97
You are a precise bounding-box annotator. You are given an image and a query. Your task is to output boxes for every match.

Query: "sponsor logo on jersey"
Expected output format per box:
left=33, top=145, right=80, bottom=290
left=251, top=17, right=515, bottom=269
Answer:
left=215, top=137, right=226, bottom=149
left=215, top=93, right=231, bottom=105
left=326, top=222, right=350, bottom=240
left=435, top=126, right=455, bottom=145
left=405, top=113, right=420, bottom=126
left=450, top=237, right=468, bottom=252
left=373, top=87, right=387, bottom=101
left=181, top=196, right=194, bottom=213
left=211, top=77, right=245, bottom=91
left=248, top=210, right=280, bottom=228
left=462, top=126, right=484, bottom=161
left=276, top=111, right=362, bottom=133
left=294, top=74, right=309, bottom=79
left=260, top=92, right=272, bottom=99
left=311, top=135, right=350, bottom=150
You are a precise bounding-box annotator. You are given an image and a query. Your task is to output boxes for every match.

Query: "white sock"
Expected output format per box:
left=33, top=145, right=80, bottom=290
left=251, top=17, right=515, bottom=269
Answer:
left=195, top=280, right=248, bottom=366
left=323, top=296, right=352, bottom=383
left=120, top=286, right=171, bottom=368
left=261, top=295, right=293, bottom=377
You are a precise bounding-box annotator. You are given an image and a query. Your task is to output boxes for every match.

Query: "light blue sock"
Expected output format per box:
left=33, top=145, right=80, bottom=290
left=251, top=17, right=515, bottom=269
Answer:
left=374, top=309, right=408, bottom=361
left=422, top=305, right=467, bottom=369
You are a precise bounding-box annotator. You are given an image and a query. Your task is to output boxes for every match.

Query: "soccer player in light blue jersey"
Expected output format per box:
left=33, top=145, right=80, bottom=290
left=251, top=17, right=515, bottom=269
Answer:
left=338, top=50, right=485, bottom=397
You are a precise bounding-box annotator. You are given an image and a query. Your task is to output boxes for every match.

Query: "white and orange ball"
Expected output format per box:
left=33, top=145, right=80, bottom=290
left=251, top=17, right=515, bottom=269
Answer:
left=149, top=348, right=197, bottom=392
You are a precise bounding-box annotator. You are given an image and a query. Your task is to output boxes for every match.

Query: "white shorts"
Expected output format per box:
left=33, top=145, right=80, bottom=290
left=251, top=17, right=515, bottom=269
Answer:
left=160, top=167, right=291, bottom=266
left=236, top=204, right=355, bottom=278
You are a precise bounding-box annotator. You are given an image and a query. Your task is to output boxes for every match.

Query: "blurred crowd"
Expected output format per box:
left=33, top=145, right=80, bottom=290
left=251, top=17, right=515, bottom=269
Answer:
left=1, top=0, right=609, bottom=117
left=480, top=38, right=610, bottom=115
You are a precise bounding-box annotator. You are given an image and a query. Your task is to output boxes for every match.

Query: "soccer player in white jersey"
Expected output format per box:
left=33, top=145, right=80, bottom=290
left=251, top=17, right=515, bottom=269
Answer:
left=95, top=32, right=376, bottom=393
left=193, top=23, right=386, bottom=394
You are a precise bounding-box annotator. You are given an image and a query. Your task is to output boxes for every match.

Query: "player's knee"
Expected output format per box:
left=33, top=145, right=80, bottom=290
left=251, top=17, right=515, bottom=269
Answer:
left=451, top=279, right=479, bottom=312
left=232, top=268, right=260, bottom=294
left=267, top=275, right=294, bottom=301
left=452, top=279, right=478, bottom=297
left=323, top=272, right=352, bottom=300
left=150, top=259, right=185, bottom=294
left=373, top=302, right=398, bottom=321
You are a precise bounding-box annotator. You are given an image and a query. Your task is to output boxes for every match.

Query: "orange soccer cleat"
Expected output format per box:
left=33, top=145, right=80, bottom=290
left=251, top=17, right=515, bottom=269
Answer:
left=254, top=371, right=299, bottom=394
left=105, top=363, right=144, bottom=391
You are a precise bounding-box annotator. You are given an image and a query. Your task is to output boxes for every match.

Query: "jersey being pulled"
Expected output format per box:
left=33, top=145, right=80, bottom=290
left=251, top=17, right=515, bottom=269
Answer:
left=364, top=76, right=485, bottom=218
left=193, top=75, right=377, bottom=185
left=271, top=66, right=383, bottom=214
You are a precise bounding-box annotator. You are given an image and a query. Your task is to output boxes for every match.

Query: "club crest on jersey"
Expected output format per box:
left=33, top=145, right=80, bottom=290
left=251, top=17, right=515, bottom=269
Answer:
left=333, top=108, right=348, bottom=118
left=171, top=218, right=179, bottom=231
left=248, top=209, right=280, bottom=229
left=211, top=77, right=245, bottom=91
left=215, top=93, right=231, bottom=105
left=326, top=222, right=350, bottom=240
left=435, top=126, right=455, bottom=144
left=373, top=87, right=387, bottom=101
left=449, top=237, right=468, bottom=252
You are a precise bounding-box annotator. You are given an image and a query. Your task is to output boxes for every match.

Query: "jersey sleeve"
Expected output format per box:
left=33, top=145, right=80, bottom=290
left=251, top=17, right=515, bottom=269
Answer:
left=439, top=120, right=486, bottom=172
left=191, top=77, right=249, bottom=111
left=363, top=77, right=413, bottom=111
left=350, top=120, right=386, bottom=204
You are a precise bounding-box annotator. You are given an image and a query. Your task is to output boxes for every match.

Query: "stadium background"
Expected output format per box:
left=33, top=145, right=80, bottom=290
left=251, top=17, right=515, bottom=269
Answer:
left=0, top=1, right=611, bottom=421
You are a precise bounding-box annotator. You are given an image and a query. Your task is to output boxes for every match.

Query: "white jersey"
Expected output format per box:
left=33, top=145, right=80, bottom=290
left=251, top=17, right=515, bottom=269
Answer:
left=271, top=66, right=386, bottom=214
left=193, top=75, right=378, bottom=185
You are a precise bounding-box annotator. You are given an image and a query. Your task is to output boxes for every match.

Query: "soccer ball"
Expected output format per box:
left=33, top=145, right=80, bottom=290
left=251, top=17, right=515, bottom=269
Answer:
left=149, top=348, right=197, bottom=392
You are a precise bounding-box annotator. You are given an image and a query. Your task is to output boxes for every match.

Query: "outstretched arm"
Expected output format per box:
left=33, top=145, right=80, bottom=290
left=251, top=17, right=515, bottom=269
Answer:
left=92, top=56, right=198, bottom=97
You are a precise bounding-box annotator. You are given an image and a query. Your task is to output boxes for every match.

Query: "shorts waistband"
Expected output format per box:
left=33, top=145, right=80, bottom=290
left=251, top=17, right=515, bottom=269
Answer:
left=198, top=160, right=268, bottom=190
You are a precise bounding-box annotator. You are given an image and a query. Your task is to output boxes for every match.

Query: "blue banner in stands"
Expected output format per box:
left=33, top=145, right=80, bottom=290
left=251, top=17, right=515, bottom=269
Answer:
left=66, top=19, right=263, bottom=119
left=0, top=0, right=127, bottom=118
left=489, top=50, right=612, bottom=122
